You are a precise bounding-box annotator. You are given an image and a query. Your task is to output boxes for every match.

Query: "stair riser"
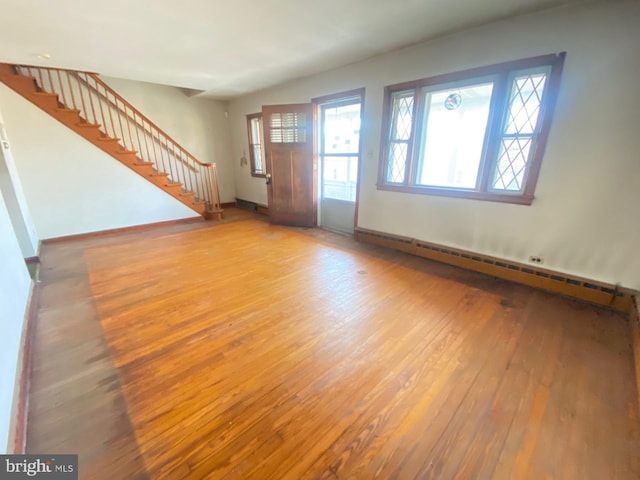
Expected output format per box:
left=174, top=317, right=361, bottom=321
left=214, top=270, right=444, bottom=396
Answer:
left=133, top=165, right=154, bottom=176
left=164, top=185, right=183, bottom=194
left=149, top=176, right=170, bottom=187
left=56, top=111, right=82, bottom=124
left=32, top=94, right=60, bottom=110
left=115, top=153, right=141, bottom=165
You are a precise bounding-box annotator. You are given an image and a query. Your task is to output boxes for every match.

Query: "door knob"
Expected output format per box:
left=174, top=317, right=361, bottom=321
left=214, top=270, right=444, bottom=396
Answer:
left=265, top=173, right=272, bottom=185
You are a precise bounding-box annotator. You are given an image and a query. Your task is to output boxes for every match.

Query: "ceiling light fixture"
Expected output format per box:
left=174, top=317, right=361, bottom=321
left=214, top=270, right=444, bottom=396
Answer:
left=36, top=53, right=51, bottom=60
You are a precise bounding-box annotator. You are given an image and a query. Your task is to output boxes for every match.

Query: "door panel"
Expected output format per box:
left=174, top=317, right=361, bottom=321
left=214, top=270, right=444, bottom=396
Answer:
left=263, top=103, right=315, bottom=227
left=320, top=197, right=355, bottom=234
left=318, top=98, right=362, bottom=234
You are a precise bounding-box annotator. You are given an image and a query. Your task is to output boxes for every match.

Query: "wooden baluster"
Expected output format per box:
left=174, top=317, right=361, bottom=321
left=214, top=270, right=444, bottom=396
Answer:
left=36, top=68, right=44, bottom=91
left=156, top=132, right=169, bottom=179
left=65, top=71, right=77, bottom=110
left=141, top=118, right=152, bottom=166
left=90, top=76, right=108, bottom=136
left=188, top=155, right=197, bottom=197
left=83, top=74, right=98, bottom=125
left=212, top=164, right=222, bottom=211
left=103, top=86, right=116, bottom=140
left=190, top=156, right=197, bottom=195
left=113, top=95, right=127, bottom=150
left=46, top=69, right=55, bottom=96
left=55, top=70, right=67, bottom=107
left=132, top=112, right=144, bottom=162
left=149, top=126, right=163, bottom=176
left=206, top=164, right=215, bottom=210
left=175, top=143, right=188, bottom=192
left=170, top=142, right=180, bottom=184
left=124, top=105, right=135, bottom=152
left=182, top=151, right=193, bottom=193
left=191, top=156, right=200, bottom=199
left=162, top=137, right=177, bottom=182
left=198, top=163, right=207, bottom=204
left=76, top=75, right=89, bottom=123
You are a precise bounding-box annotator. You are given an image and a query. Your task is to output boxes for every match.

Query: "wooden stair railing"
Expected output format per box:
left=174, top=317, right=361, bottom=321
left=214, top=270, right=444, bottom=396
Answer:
left=0, top=63, right=223, bottom=219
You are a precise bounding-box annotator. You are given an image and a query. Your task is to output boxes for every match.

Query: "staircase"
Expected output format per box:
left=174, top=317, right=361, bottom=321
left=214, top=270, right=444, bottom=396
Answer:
left=0, top=63, right=223, bottom=219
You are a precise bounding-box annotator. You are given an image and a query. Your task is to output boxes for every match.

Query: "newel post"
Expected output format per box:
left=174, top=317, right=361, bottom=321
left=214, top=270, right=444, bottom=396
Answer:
left=204, top=163, right=224, bottom=220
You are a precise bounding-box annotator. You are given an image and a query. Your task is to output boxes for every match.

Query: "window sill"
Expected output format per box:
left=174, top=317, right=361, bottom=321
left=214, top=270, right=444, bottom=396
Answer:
left=251, top=172, right=267, bottom=178
left=376, top=183, right=534, bottom=205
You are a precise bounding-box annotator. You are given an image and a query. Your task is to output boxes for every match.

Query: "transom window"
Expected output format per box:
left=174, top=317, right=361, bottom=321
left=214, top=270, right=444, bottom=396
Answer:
left=246, top=113, right=265, bottom=177
left=378, top=53, right=565, bottom=204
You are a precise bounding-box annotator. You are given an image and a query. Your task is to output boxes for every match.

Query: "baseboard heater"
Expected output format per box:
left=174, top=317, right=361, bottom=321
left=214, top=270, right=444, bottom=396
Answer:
left=235, top=198, right=269, bottom=216
left=235, top=198, right=258, bottom=212
left=355, top=227, right=635, bottom=314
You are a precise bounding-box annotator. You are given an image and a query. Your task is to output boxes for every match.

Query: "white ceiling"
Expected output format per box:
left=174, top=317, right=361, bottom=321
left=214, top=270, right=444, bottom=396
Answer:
left=0, top=0, right=590, bottom=99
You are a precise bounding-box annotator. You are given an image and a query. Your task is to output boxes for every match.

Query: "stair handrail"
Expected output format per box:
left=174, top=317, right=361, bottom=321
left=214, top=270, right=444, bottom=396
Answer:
left=69, top=72, right=199, bottom=173
left=11, top=64, right=222, bottom=214
left=80, top=72, right=205, bottom=170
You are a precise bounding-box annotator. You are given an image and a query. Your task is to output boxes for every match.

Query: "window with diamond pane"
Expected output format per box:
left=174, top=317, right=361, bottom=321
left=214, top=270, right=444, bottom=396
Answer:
left=386, top=90, right=414, bottom=183
left=492, top=69, right=549, bottom=192
left=378, top=53, right=564, bottom=204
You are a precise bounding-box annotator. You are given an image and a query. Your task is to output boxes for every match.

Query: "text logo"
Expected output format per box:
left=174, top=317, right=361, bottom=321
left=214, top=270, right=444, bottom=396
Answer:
left=0, top=455, right=77, bottom=479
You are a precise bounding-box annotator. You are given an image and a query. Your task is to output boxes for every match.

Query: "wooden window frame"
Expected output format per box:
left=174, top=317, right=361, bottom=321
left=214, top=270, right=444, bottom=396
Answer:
left=246, top=113, right=266, bottom=178
left=377, top=53, right=566, bottom=205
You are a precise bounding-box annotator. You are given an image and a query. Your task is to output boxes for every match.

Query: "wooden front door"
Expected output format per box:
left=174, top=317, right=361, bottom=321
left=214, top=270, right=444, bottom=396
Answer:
left=262, top=103, right=316, bottom=227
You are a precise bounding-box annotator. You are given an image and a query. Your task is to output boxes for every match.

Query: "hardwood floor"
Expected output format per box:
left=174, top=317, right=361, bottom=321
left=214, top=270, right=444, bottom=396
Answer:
left=27, top=210, right=639, bottom=479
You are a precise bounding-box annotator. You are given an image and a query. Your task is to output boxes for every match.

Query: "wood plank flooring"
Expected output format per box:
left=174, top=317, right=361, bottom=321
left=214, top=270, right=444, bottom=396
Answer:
left=27, top=210, right=639, bottom=479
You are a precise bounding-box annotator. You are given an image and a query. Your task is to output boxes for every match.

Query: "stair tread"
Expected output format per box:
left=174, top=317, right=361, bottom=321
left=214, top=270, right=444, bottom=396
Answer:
left=57, top=108, right=81, bottom=114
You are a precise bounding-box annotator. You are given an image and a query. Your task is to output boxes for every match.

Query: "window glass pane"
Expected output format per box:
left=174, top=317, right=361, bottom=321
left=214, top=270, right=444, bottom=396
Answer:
left=505, top=72, right=547, bottom=135
left=323, top=103, right=360, bottom=154
left=250, top=117, right=261, bottom=143
left=247, top=115, right=264, bottom=174
left=253, top=145, right=263, bottom=172
left=391, top=92, right=414, bottom=141
left=385, top=91, right=414, bottom=183
left=492, top=137, right=532, bottom=191
left=492, top=68, right=549, bottom=192
left=387, top=143, right=408, bottom=183
left=417, top=82, right=493, bottom=189
left=322, top=156, right=358, bottom=202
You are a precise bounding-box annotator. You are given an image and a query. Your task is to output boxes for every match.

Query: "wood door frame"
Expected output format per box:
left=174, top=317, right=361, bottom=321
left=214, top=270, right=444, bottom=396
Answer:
left=312, top=88, right=366, bottom=232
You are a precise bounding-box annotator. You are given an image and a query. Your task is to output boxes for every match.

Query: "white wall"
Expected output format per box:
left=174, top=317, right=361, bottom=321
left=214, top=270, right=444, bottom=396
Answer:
left=0, top=190, right=31, bottom=453
left=0, top=113, right=39, bottom=257
left=101, top=77, right=235, bottom=203
left=0, top=83, right=200, bottom=239
left=229, top=1, right=640, bottom=291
